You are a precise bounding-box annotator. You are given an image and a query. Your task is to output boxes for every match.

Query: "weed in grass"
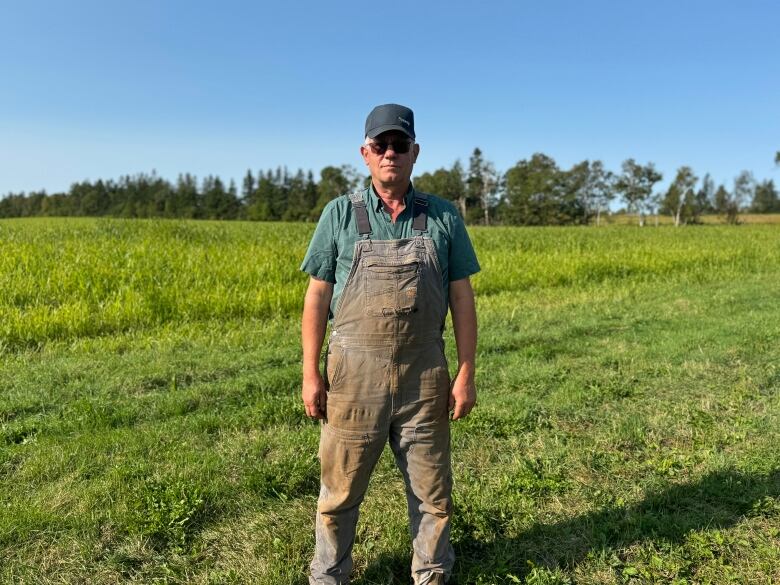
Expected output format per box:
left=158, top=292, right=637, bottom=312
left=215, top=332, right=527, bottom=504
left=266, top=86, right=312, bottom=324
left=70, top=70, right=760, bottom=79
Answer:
left=129, top=478, right=206, bottom=551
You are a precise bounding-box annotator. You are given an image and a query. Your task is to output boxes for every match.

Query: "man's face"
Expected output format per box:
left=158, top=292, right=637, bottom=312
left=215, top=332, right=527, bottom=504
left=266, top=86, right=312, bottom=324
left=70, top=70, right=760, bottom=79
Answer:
left=360, top=130, right=420, bottom=189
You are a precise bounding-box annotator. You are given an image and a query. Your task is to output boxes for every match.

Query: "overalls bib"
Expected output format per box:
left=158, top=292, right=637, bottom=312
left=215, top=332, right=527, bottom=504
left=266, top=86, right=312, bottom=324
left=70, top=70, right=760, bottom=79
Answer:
left=311, top=191, right=454, bottom=585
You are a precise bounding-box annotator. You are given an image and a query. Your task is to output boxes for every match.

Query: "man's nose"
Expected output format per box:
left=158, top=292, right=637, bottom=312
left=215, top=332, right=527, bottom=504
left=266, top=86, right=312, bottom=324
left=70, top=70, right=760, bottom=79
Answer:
left=383, top=145, right=398, bottom=158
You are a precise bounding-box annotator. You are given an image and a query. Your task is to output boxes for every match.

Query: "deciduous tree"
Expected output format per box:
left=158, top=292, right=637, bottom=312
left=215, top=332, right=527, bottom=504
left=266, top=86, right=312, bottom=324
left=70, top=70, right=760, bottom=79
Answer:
left=661, top=166, right=698, bottom=227
left=414, top=160, right=466, bottom=212
left=502, top=153, right=585, bottom=225
left=614, top=159, right=663, bottom=226
left=467, top=148, right=499, bottom=225
left=750, top=179, right=779, bottom=213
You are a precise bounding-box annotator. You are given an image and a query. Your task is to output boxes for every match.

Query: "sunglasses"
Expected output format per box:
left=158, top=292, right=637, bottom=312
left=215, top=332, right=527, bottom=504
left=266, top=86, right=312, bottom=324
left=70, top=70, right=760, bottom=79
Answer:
left=366, top=139, right=413, bottom=155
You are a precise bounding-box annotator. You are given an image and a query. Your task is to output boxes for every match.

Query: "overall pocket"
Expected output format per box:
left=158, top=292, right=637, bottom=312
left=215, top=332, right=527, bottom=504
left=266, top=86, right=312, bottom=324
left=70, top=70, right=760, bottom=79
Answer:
left=363, top=259, right=420, bottom=317
left=326, top=344, right=347, bottom=390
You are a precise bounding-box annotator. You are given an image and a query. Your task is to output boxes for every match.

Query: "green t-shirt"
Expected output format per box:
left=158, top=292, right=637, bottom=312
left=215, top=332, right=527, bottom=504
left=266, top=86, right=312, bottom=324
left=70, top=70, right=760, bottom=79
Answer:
left=300, top=184, right=480, bottom=318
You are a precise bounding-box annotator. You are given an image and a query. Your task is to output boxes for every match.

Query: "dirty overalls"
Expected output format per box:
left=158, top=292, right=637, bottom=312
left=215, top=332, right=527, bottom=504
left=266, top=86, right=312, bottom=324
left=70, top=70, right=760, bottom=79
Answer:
left=310, top=191, right=454, bottom=585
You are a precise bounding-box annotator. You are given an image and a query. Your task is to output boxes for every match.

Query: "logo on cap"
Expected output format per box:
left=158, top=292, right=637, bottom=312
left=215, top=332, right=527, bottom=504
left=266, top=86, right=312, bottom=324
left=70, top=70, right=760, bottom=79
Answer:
left=398, top=116, right=410, bottom=126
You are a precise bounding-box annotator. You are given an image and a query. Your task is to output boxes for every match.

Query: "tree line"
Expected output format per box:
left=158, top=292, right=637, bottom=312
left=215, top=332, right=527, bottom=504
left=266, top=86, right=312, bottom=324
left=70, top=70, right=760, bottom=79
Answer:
left=415, top=149, right=779, bottom=226
left=2, top=150, right=778, bottom=225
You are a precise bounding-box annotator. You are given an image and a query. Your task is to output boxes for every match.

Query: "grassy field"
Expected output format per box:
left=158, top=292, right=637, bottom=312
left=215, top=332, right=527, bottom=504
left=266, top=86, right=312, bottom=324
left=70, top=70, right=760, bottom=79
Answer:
left=602, top=213, right=780, bottom=226
left=1, top=218, right=779, bottom=584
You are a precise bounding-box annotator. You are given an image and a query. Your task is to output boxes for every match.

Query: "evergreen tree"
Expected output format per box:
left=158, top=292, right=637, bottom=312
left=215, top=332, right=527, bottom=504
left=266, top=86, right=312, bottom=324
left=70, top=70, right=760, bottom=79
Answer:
left=75, top=179, right=111, bottom=216
left=149, top=174, right=174, bottom=217
left=713, top=184, right=730, bottom=218
left=201, top=176, right=238, bottom=219
left=283, top=169, right=310, bottom=221
left=304, top=170, right=318, bottom=220
left=118, top=174, right=139, bottom=218
left=248, top=171, right=275, bottom=221
left=174, top=173, right=199, bottom=218
left=268, top=166, right=290, bottom=220
left=44, top=192, right=70, bottom=216
left=693, top=173, right=715, bottom=221
left=450, top=160, right=467, bottom=214
left=242, top=169, right=255, bottom=203
left=226, top=180, right=240, bottom=219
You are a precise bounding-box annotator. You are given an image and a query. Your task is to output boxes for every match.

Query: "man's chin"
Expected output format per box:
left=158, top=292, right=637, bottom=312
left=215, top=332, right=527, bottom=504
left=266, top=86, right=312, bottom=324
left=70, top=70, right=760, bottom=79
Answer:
left=380, top=172, right=408, bottom=185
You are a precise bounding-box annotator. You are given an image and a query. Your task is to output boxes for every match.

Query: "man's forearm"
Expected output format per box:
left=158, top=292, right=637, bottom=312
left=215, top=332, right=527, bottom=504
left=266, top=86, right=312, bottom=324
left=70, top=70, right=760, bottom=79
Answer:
left=449, top=278, right=477, bottom=377
left=302, top=279, right=333, bottom=377
left=448, top=277, right=477, bottom=420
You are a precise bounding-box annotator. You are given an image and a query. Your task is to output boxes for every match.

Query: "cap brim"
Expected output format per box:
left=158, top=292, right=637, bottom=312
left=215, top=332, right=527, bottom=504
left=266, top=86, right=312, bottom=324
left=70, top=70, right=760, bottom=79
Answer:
left=366, top=124, right=415, bottom=140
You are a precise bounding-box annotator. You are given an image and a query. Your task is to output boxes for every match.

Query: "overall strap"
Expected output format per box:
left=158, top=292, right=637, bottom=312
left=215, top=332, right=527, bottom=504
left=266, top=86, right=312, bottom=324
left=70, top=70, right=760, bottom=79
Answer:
left=348, top=190, right=371, bottom=236
left=412, top=192, right=428, bottom=233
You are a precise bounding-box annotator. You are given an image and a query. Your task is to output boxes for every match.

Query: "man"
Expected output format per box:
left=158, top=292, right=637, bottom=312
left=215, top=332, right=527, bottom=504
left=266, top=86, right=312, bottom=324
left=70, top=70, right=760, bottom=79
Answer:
left=300, top=104, right=479, bottom=585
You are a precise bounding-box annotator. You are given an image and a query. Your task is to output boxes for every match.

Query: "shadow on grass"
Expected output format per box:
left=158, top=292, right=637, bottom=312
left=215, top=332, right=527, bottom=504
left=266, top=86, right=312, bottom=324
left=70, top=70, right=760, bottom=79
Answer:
left=355, top=468, right=779, bottom=584
left=455, top=468, right=780, bottom=582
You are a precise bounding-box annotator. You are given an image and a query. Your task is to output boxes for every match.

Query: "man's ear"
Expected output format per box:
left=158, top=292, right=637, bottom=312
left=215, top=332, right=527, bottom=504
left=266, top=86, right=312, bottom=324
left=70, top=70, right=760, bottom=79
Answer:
left=412, top=142, right=420, bottom=163
left=360, top=145, right=370, bottom=166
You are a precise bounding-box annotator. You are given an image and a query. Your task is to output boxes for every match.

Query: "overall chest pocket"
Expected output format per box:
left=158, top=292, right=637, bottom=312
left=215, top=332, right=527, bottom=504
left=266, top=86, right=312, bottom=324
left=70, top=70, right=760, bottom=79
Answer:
left=363, top=259, right=420, bottom=317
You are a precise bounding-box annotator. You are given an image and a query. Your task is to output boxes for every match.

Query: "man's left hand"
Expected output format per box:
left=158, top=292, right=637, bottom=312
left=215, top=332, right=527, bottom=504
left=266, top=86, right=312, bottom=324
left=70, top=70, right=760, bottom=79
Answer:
left=449, top=368, right=476, bottom=420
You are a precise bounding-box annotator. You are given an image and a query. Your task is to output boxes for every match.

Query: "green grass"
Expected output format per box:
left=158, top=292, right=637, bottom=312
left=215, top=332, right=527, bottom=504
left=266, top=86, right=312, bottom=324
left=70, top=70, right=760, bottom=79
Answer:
left=1, top=218, right=779, bottom=584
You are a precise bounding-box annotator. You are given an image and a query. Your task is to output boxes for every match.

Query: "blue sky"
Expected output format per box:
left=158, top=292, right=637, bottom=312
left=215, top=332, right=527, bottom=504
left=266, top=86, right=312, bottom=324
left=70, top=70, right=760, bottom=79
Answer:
left=1, top=0, right=778, bottom=196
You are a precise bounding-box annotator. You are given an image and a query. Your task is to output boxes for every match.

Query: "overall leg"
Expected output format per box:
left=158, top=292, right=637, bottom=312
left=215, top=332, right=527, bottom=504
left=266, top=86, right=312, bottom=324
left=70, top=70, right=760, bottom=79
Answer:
left=312, top=340, right=393, bottom=584
left=392, top=340, right=454, bottom=584
left=310, top=422, right=385, bottom=584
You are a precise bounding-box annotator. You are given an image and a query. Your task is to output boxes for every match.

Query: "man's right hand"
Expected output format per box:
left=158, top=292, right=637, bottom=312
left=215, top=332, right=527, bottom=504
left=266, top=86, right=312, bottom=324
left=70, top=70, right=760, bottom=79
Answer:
left=302, top=371, right=328, bottom=420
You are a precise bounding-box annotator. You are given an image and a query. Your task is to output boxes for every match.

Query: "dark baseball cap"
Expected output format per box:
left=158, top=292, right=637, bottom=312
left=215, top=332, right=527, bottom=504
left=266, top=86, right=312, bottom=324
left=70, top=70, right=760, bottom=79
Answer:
left=365, top=104, right=415, bottom=140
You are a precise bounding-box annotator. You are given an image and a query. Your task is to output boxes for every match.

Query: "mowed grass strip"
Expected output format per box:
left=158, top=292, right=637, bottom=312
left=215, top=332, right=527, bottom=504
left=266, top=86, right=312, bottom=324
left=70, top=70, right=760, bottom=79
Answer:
left=0, top=218, right=778, bottom=584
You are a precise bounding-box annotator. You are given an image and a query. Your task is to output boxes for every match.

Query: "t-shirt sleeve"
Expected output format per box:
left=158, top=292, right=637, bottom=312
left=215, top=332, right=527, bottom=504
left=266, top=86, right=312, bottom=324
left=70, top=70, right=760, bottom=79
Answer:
left=300, top=207, right=337, bottom=283
left=447, top=209, right=481, bottom=281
